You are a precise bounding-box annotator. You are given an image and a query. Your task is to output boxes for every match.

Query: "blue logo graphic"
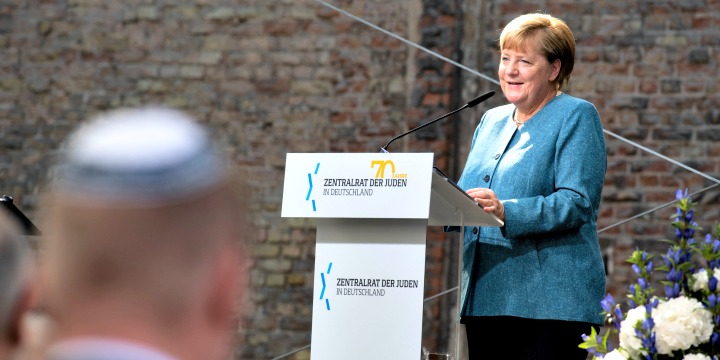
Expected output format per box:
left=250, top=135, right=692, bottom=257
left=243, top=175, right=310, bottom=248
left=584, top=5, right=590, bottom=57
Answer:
left=319, top=262, right=332, bottom=311
left=306, top=162, right=320, bottom=211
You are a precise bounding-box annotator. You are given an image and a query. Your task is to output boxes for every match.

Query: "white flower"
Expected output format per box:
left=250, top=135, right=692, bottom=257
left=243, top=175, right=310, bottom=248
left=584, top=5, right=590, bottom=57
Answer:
left=603, top=349, right=629, bottom=360
left=619, top=305, right=648, bottom=360
left=653, top=296, right=714, bottom=355
left=692, top=268, right=709, bottom=292
left=683, top=354, right=712, bottom=360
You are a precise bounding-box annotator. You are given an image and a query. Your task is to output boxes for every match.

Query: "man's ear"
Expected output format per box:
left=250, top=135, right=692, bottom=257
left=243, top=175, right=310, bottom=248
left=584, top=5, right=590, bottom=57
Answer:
left=205, top=248, right=243, bottom=329
left=7, top=286, right=35, bottom=345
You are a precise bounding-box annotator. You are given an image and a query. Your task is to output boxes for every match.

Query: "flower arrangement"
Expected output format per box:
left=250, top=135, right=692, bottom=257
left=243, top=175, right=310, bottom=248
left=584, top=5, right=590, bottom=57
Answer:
left=580, top=189, right=720, bottom=360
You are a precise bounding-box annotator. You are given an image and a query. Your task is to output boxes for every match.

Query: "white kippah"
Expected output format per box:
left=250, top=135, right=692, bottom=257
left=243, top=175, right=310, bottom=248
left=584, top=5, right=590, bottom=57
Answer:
left=52, top=106, right=228, bottom=204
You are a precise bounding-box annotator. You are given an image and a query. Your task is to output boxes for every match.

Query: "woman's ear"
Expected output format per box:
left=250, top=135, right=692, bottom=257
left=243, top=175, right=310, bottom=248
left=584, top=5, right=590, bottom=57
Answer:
left=549, top=59, right=561, bottom=82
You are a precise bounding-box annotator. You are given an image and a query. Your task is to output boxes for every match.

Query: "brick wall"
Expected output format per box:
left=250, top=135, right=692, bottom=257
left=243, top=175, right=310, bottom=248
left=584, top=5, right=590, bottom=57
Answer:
left=0, top=0, right=454, bottom=358
left=1, top=0, right=718, bottom=359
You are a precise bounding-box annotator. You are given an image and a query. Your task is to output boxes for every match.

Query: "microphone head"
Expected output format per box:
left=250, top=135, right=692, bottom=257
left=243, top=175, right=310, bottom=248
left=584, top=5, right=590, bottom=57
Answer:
left=466, top=90, right=495, bottom=108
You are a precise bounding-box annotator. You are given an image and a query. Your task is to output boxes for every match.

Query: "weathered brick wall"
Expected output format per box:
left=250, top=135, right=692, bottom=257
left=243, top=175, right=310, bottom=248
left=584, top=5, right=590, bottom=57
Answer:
left=2, top=0, right=718, bottom=359
left=0, top=0, right=458, bottom=359
left=405, top=0, right=465, bottom=354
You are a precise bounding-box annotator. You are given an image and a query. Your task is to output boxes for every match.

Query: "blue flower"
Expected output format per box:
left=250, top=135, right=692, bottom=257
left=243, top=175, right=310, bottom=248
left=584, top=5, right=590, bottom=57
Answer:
left=685, top=209, right=695, bottom=223
left=664, top=282, right=680, bottom=298
left=641, top=317, right=654, bottom=332
left=676, top=188, right=688, bottom=200
left=666, top=268, right=682, bottom=282
left=632, top=264, right=642, bottom=275
left=614, top=306, right=624, bottom=321
left=601, top=294, right=615, bottom=313
left=649, top=298, right=659, bottom=308
left=684, top=227, right=696, bottom=238
left=666, top=248, right=681, bottom=264
left=682, top=250, right=693, bottom=263
left=647, top=333, right=657, bottom=355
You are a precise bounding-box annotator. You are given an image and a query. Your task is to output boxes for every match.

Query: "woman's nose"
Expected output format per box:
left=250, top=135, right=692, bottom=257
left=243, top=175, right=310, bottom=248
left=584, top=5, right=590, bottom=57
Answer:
left=504, top=63, right=517, bottom=75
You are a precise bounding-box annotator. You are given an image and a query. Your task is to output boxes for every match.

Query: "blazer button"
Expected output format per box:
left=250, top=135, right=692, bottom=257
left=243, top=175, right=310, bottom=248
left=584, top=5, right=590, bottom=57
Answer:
left=472, top=226, right=478, bottom=234
left=483, top=175, right=490, bottom=183
left=493, top=153, right=501, bottom=160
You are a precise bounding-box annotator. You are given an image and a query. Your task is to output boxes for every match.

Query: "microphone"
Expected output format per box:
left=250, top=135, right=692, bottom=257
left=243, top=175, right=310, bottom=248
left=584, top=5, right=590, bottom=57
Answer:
left=380, top=90, right=495, bottom=152
left=0, top=195, right=41, bottom=235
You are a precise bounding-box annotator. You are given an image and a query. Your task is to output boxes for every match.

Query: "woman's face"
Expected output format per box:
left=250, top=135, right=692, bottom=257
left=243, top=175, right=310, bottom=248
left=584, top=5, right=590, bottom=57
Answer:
left=498, top=43, right=560, bottom=113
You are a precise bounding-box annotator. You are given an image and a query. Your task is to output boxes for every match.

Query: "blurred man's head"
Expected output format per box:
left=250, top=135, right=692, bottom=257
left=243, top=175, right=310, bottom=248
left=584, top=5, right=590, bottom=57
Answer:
left=0, top=212, right=35, bottom=358
left=41, top=107, right=248, bottom=360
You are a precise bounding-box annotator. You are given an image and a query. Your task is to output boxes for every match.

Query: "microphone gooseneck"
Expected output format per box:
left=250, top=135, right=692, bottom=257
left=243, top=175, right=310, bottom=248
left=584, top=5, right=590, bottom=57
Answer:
left=381, top=90, right=495, bottom=152
left=466, top=90, right=495, bottom=108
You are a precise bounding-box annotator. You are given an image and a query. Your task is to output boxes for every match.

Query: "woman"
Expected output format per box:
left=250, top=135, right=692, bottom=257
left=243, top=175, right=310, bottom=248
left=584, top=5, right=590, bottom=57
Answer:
left=456, top=13, right=607, bottom=359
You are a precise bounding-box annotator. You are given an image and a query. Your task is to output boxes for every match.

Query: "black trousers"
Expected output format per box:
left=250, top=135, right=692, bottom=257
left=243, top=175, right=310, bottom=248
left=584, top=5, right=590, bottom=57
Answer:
left=463, top=316, right=596, bottom=360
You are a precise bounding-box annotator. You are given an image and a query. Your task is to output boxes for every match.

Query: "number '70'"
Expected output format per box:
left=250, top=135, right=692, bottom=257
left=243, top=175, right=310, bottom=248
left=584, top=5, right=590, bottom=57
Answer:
left=371, top=160, right=395, bottom=178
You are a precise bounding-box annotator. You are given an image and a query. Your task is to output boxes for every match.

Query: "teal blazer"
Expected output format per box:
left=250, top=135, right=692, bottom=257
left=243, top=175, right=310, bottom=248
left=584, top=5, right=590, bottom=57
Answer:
left=457, top=93, right=606, bottom=325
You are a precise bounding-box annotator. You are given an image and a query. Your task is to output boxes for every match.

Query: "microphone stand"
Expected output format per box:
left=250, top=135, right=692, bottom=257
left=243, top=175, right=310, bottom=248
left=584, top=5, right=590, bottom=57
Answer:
left=381, top=90, right=495, bottom=152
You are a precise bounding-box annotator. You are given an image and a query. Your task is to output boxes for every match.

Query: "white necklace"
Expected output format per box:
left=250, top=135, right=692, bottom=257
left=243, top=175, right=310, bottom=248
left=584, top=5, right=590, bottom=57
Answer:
left=512, top=91, right=562, bottom=127
left=512, top=110, right=526, bottom=126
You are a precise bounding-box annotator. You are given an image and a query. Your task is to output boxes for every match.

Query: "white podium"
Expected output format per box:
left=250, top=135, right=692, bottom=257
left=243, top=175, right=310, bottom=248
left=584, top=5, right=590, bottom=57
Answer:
left=281, top=153, right=503, bottom=360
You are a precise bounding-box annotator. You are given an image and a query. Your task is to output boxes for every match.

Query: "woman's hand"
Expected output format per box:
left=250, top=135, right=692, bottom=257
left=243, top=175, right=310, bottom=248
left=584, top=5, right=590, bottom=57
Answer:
left=466, top=188, right=505, bottom=221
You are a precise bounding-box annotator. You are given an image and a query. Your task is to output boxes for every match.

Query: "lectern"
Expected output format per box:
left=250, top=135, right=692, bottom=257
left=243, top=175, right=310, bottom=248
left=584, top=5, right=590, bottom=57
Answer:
left=281, top=153, right=502, bottom=360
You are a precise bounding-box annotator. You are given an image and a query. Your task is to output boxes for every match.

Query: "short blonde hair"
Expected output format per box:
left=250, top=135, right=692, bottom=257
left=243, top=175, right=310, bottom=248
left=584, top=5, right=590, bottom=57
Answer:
left=499, top=13, right=575, bottom=90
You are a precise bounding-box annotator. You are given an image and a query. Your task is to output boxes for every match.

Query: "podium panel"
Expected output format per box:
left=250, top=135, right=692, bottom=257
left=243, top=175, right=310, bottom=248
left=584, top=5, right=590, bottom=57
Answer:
left=281, top=153, right=502, bottom=360
left=311, top=218, right=426, bottom=360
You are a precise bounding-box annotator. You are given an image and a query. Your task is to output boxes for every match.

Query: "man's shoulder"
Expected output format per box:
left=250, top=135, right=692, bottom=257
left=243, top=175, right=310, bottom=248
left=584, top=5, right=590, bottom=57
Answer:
left=46, top=338, right=179, bottom=360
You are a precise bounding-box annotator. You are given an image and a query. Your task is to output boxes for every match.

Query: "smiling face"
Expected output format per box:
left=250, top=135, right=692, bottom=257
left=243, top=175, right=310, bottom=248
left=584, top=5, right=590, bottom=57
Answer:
left=498, top=42, right=561, bottom=116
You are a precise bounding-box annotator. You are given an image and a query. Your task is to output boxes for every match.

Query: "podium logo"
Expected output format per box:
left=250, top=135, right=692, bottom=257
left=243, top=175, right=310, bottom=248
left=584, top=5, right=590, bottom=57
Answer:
left=371, top=160, right=408, bottom=179
left=306, top=162, right=320, bottom=211
left=319, top=262, right=332, bottom=311
left=371, top=160, right=394, bottom=178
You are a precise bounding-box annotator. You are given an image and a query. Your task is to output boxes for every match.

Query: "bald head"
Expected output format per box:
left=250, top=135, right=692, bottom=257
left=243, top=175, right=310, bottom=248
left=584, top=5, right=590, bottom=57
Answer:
left=41, top=107, right=248, bottom=326
left=51, top=106, right=229, bottom=204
